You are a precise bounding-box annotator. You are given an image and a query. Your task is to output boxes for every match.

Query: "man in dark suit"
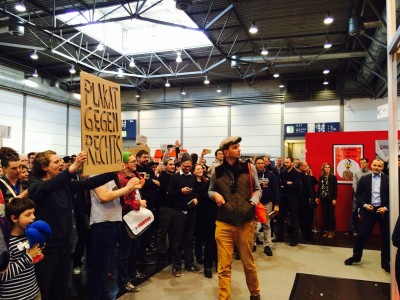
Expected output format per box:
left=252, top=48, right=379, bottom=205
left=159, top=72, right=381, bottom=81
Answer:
left=344, top=158, right=390, bottom=272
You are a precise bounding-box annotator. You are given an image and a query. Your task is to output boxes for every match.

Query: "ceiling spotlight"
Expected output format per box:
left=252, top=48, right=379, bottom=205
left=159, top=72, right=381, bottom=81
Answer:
left=216, top=86, right=222, bottom=93
left=273, top=71, right=280, bottom=78
left=165, top=79, right=171, bottom=87
left=129, top=58, right=136, bottom=68
left=32, top=69, right=38, bottom=77
left=30, top=50, right=38, bottom=60
left=69, top=65, right=76, bottom=74
left=323, top=68, right=330, bottom=74
left=176, top=51, right=182, bottom=63
left=261, top=47, right=269, bottom=56
left=116, top=68, right=124, bottom=79
left=181, top=89, right=186, bottom=95
left=279, top=82, right=284, bottom=88
left=15, top=1, right=26, bottom=12
left=249, top=21, right=258, bottom=34
left=323, top=78, right=329, bottom=85
left=135, top=93, right=140, bottom=98
left=204, top=76, right=210, bottom=85
left=324, top=38, right=333, bottom=49
left=96, top=43, right=104, bottom=52
left=324, top=12, right=334, bottom=25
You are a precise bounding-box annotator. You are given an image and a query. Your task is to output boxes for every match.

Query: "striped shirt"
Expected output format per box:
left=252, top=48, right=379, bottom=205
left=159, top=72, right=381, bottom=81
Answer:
left=0, top=234, right=39, bottom=300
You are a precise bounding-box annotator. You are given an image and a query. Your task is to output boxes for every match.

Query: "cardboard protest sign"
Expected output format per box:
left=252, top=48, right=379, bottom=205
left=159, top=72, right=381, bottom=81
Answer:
left=80, top=71, right=123, bottom=175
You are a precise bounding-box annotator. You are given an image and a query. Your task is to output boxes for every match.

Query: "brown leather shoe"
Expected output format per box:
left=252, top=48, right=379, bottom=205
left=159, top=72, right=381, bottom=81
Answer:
left=328, top=231, right=335, bottom=239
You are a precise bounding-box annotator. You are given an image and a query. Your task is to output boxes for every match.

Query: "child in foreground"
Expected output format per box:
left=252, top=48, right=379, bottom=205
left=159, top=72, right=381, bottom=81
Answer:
left=0, top=197, right=42, bottom=300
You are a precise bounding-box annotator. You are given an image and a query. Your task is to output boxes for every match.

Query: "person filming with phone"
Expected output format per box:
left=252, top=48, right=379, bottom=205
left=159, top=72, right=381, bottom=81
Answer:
left=167, top=152, right=202, bottom=277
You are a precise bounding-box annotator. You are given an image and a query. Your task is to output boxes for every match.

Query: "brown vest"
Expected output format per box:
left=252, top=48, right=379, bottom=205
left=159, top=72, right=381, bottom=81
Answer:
left=214, top=161, right=255, bottom=226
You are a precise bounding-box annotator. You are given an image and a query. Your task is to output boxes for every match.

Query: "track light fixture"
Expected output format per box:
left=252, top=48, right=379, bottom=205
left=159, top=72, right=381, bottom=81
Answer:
left=32, top=69, right=38, bottom=77
left=30, top=50, right=38, bottom=60
left=216, top=86, right=222, bottom=93
left=165, top=79, right=171, bottom=87
left=204, top=76, right=210, bottom=85
left=249, top=21, right=258, bottom=34
left=69, top=65, right=76, bottom=74
left=323, top=78, right=329, bottom=85
left=261, top=46, right=269, bottom=56
left=279, top=82, right=284, bottom=88
left=135, top=93, right=140, bottom=98
left=323, top=68, right=330, bottom=75
left=273, top=71, right=280, bottom=78
left=15, top=1, right=26, bottom=12
left=181, top=88, right=186, bottom=95
left=324, top=37, right=333, bottom=49
left=129, top=58, right=136, bottom=68
left=324, top=12, right=334, bottom=25
left=176, top=51, right=182, bottom=63
left=96, top=42, right=105, bottom=52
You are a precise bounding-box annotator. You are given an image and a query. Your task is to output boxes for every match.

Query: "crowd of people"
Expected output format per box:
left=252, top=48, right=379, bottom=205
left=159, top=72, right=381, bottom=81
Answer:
left=0, top=139, right=396, bottom=300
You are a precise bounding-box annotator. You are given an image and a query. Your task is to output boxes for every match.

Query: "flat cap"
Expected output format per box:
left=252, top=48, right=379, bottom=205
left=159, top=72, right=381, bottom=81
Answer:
left=219, top=136, right=242, bottom=151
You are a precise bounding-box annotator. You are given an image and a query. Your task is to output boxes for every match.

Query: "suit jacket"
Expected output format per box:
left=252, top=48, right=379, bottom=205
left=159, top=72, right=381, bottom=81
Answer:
left=356, top=172, right=389, bottom=209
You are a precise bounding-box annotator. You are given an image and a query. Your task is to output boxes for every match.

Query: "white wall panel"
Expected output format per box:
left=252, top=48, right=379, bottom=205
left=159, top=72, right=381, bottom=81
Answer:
left=184, top=116, right=227, bottom=128
left=121, top=111, right=138, bottom=120
left=0, top=90, right=23, bottom=151
left=284, top=100, right=340, bottom=124
left=26, top=97, right=67, bottom=154
left=344, top=98, right=390, bottom=131
left=68, top=107, right=81, bottom=155
left=139, top=109, right=181, bottom=151
left=183, top=107, right=229, bottom=156
left=231, top=104, right=282, bottom=157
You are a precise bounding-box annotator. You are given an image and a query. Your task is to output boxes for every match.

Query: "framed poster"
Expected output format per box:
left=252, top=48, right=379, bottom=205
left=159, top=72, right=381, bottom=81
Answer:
left=333, top=144, right=363, bottom=184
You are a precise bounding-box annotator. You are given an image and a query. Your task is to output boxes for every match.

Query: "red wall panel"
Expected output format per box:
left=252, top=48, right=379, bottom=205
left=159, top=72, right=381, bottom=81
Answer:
left=305, top=131, right=397, bottom=232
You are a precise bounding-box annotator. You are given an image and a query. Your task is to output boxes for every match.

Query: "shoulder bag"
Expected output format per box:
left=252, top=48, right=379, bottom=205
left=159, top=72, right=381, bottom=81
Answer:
left=123, top=206, right=154, bottom=238
left=248, top=163, right=267, bottom=224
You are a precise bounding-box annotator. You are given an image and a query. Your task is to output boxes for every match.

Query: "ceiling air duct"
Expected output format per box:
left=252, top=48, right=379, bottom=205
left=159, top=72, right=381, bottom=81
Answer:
left=231, top=55, right=240, bottom=69
left=348, top=16, right=365, bottom=36
left=176, top=0, right=192, bottom=11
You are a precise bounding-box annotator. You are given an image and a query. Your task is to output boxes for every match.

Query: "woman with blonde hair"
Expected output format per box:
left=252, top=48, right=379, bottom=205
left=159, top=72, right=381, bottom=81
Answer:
left=316, top=162, right=338, bottom=238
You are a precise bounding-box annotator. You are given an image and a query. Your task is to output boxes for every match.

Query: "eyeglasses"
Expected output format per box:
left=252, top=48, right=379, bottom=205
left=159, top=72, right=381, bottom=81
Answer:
left=181, top=164, right=191, bottom=169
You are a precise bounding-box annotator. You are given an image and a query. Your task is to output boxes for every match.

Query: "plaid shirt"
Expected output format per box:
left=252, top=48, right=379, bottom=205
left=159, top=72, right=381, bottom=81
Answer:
left=117, top=171, right=140, bottom=215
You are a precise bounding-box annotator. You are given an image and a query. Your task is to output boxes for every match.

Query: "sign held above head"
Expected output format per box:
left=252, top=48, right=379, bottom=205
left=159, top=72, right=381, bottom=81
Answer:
left=80, top=71, right=123, bottom=175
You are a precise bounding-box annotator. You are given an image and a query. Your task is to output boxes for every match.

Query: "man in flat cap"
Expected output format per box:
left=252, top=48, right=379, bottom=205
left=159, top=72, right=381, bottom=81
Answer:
left=208, top=136, right=261, bottom=300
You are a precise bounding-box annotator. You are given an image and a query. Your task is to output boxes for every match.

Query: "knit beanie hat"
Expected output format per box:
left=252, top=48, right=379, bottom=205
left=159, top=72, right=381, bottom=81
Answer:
left=122, top=151, right=133, bottom=163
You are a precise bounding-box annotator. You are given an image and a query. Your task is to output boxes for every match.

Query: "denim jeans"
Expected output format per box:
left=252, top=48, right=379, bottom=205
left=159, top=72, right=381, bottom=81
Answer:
left=118, top=223, right=140, bottom=287
left=87, top=221, right=121, bottom=300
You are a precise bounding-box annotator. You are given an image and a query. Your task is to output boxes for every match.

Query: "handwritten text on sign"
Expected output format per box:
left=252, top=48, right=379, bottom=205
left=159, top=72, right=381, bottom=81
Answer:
left=80, top=71, right=123, bottom=175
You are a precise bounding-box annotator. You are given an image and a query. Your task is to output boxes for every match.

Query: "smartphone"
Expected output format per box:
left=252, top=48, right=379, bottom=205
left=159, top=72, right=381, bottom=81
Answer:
left=205, top=149, right=212, bottom=154
left=187, top=199, right=196, bottom=207
left=268, top=211, right=278, bottom=218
